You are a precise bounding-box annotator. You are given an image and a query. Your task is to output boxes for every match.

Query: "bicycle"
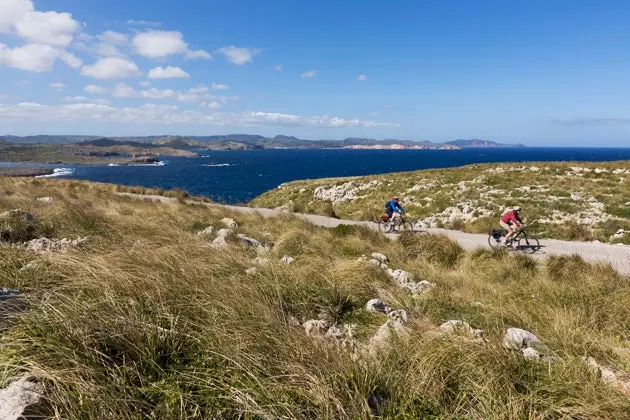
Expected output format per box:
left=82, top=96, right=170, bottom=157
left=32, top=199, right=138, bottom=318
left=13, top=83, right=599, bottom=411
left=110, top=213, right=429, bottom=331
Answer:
left=378, top=214, right=428, bottom=235
left=488, top=225, right=540, bottom=254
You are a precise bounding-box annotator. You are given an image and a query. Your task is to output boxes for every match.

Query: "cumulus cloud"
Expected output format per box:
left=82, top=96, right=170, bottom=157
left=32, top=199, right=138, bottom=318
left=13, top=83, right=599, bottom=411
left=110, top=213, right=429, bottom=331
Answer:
left=301, top=69, right=317, bottom=78
left=84, top=84, right=107, bottom=94
left=148, top=66, right=190, bottom=79
left=0, top=43, right=60, bottom=72
left=81, top=57, right=141, bottom=79
left=63, top=96, right=88, bottom=102
left=0, top=102, right=399, bottom=128
left=0, top=1, right=82, bottom=72
left=1, top=0, right=80, bottom=47
left=274, top=64, right=283, bottom=71
left=132, top=30, right=210, bottom=60
left=49, top=82, right=66, bottom=89
left=357, top=74, right=367, bottom=81
left=139, top=81, right=151, bottom=87
left=186, top=49, right=211, bottom=60
left=215, top=46, right=260, bottom=65
left=15, top=11, right=80, bottom=46
left=111, top=83, right=176, bottom=99
left=211, top=83, right=229, bottom=90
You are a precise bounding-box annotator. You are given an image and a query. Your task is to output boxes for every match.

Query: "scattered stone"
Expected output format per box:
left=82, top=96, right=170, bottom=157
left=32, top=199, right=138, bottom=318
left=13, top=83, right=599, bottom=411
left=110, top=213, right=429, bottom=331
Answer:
left=368, top=259, right=387, bottom=269
left=22, top=237, right=90, bottom=253
left=220, top=218, right=238, bottom=228
left=612, top=229, right=626, bottom=240
left=366, top=298, right=390, bottom=314
left=386, top=269, right=413, bottom=285
left=407, top=280, right=434, bottom=295
left=0, top=210, right=36, bottom=242
left=303, top=320, right=330, bottom=338
left=36, top=196, right=53, bottom=203
left=313, top=180, right=380, bottom=205
left=210, top=229, right=232, bottom=248
left=245, top=267, right=257, bottom=275
left=368, top=320, right=410, bottom=353
left=582, top=357, right=619, bottom=385
left=387, top=309, right=408, bottom=324
left=357, top=255, right=368, bottom=262
left=196, top=226, right=215, bottom=237
left=439, top=320, right=484, bottom=339
left=325, top=325, right=343, bottom=340
left=252, top=257, right=269, bottom=265
left=503, top=328, right=542, bottom=351
left=0, top=377, right=43, bottom=420
left=281, top=255, right=295, bottom=265
left=371, top=252, right=389, bottom=264
left=236, top=233, right=261, bottom=248
left=522, top=347, right=541, bottom=360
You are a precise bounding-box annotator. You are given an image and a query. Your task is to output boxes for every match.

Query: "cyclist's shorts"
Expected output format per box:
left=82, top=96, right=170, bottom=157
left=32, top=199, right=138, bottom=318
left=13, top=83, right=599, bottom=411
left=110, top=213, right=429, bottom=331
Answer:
left=500, top=221, right=511, bottom=230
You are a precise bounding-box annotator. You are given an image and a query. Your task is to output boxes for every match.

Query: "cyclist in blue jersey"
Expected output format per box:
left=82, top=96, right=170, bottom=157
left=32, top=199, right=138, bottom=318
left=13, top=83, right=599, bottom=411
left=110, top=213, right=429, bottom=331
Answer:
left=385, top=196, right=405, bottom=222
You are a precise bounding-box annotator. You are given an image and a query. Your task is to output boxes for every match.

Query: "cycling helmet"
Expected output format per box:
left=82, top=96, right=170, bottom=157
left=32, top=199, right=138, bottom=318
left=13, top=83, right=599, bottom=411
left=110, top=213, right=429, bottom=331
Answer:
left=513, top=206, right=521, bottom=212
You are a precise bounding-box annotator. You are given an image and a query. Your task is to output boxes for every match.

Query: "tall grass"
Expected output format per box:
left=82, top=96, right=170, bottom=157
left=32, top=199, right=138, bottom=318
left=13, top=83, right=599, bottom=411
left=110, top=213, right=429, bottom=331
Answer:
left=0, top=177, right=629, bottom=418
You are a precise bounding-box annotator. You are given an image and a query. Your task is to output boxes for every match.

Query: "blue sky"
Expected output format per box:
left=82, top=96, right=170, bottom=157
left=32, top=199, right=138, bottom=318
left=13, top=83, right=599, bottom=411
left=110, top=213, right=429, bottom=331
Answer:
left=1, top=0, right=630, bottom=146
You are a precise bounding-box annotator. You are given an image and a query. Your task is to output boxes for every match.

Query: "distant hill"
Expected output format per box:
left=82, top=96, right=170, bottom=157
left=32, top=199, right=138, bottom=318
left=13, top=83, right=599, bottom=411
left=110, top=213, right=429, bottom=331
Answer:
left=444, top=139, right=524, bottom=148
left=1, top=134, right=526, bottom=150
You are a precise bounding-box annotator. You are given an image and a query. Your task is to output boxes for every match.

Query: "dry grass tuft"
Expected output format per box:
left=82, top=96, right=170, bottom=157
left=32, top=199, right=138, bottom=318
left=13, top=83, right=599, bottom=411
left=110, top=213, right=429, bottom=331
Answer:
left=1, top=177, right=630, bottom=418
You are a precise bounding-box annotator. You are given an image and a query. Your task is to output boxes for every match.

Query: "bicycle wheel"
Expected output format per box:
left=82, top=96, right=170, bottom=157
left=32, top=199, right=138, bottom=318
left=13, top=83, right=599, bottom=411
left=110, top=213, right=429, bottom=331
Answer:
left=395, top=220, right=411, bottom=233
left=517, top=235, right=540, bottom=254
left=378, top=220, right=394, bottom=233
left=488, top=230, right=505, bottom=249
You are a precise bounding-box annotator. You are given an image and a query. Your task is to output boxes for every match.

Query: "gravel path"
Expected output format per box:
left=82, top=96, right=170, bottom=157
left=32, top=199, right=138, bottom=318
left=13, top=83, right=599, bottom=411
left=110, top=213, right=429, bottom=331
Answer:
left=118, top=193, right=630, bottom=275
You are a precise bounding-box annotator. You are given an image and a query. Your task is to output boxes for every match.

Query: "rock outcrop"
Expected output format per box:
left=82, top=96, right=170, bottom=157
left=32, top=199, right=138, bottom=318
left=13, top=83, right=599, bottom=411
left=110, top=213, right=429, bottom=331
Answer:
left=0, top=377, right=43, bottom=420
left=22, top=237, right=90, bottom=253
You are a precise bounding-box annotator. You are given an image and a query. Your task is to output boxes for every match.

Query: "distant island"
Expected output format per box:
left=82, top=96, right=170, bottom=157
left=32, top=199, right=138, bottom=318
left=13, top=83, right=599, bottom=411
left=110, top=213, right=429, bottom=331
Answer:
left=1, top=134, right=525, bottom=152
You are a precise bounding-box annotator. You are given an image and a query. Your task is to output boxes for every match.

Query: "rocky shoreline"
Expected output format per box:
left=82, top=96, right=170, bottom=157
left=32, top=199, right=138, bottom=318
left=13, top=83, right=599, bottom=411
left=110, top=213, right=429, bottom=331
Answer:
left=0, top=167, right=54, bottom=177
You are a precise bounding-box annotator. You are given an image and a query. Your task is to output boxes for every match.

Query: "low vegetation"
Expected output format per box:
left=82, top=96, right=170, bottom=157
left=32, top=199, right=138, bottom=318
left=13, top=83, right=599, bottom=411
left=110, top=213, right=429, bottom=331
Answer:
left=251, top=160, right=630, bottom=243
left=0, top=142, right=196, bottom=164
left=1, top=177, right=630, bottom=418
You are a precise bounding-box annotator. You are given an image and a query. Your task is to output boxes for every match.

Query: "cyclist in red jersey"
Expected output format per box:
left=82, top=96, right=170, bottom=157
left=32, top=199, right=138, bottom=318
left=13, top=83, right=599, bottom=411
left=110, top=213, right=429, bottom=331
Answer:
left=500, top=206, right=523, bottom=245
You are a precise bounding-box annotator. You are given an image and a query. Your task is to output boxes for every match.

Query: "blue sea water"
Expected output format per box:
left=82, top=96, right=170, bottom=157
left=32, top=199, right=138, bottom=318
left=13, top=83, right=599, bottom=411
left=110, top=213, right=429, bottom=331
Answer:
left=2, top=148, right=629, bottom=204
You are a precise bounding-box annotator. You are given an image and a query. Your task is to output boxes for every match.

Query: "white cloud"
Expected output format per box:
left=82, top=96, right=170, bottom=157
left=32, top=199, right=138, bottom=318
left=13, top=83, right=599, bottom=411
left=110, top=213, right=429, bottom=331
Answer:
left=14, top=10, right=80, bottom=47
left=132, top=30, right=187, bottom=58
left=111, top=82, right=137, bottom=98
left=0, top=0, right=34, bottom=32
left=215, top=46, right=260, bottom=65
left=147, top=66, right=190, bottom=79
left=301, top=69, right=317, bottom=78
left=84, top=84, right=107, bottom=94
left=98, top=30, right=127, bottom=45
left=0, top=43, right=60, bottom=72
left=357, top=74, right=367, bottom=81
left=49, top=82, right=66, bottom=89
left=0, top=102, right=399, bottom=128
left=274, top=64, right=283, bottom=71
left=126, top=19, right=161, bottom=27
left=201, top=101, right=222, bottom=109
left=186, top=49, right=211, bottom=60
left=81, top=57, right=141, bottom=79
left=59, top=50, right=82, bottom=68
left=139, top=81, right=151, bottom=87
left=111, top=83, right=176, bottom=99
left=63, top=96, right=87, bottom=102
left=211, top=83, right=229, bottom=90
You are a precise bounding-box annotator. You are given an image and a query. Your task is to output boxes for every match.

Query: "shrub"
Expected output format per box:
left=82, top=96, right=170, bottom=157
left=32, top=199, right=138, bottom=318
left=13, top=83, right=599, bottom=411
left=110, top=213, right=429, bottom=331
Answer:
left=400, top=232, right=464, bottom=268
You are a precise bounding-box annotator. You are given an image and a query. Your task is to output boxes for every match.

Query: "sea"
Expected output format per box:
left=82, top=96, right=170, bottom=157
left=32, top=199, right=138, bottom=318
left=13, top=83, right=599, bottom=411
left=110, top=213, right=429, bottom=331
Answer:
left=2, top=148, right=629, bottom=204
